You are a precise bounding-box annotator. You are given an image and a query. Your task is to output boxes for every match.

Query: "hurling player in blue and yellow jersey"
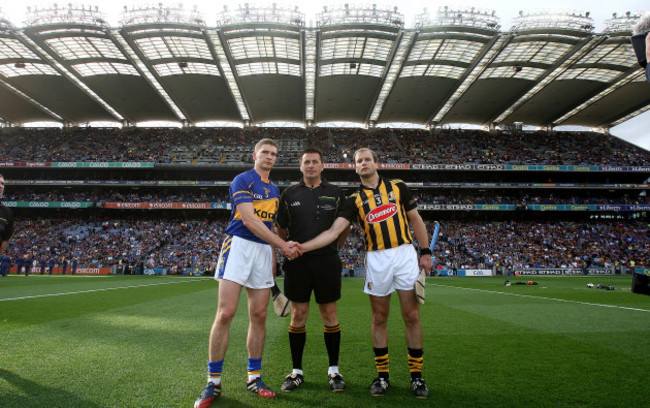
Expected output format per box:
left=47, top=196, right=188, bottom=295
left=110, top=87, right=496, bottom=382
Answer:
left=194, top=139, right=300, bottom=408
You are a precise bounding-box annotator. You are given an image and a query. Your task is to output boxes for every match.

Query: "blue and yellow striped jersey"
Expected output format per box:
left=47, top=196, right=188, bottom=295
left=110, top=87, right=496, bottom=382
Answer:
left=225, top=168, right=280, bottom=244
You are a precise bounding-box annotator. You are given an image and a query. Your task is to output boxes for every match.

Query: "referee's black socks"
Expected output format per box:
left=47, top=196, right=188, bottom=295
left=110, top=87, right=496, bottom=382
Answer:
left=323, top=324, right=341, bottom=367
left=288, top=325, right=306, bottom=370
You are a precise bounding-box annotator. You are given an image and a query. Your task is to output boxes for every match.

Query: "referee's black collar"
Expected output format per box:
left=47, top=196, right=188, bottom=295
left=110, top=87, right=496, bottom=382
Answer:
left=298, top=177, right=330, bottom=189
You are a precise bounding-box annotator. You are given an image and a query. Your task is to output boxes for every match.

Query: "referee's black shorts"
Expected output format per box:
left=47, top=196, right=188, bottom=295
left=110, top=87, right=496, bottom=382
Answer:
left=283, top=252, right=342, bottom=304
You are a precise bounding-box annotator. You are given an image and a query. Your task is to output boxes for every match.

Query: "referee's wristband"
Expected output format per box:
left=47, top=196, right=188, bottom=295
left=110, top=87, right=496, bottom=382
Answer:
left=419, top=248, right=432, bottom=257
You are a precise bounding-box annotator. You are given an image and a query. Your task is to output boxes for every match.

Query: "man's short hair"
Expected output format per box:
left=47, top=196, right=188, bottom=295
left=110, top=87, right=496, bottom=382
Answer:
left=353, top=148, right=378, bottom=163
left=300, top=147, right=324, bottom=163
left=254, top=138, right=278, bottom=153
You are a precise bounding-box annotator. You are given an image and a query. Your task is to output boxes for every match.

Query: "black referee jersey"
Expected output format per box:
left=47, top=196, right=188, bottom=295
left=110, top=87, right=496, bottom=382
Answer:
left=276, top=178, right=345, bottom=256
left=339, top=177, right=416, bottom=252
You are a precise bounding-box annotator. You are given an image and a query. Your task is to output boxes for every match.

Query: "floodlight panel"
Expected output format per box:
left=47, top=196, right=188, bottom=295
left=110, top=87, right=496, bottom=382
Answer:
left=321, top=37, right=363, bottom=59
left=236, top=62, right=300, bottom=76
left=45, top=37, right=126, bottom=60
left=424, top=64, right=466, bottom=79
left=558, top=67, right=621, bottom=82
left=321, top=37, right=393, bottom=61
left=407, top=38, right=443, bottom=61
left=154, top=62, right=220, bottom=76
left=0, top=62, right=60, bottom=77
left=579, top=43, right=637, bottom=66
left=480, top=66, right=545, bottom=80
left=227, top=36, right=300, bottom=60
left=409, top=39, right=483, bottom=62
left=134, top=36, right=212, bottom=60
left=361, top=37, right=392, bottom=60
left=72, top=62, right=140, bottom=77
left=495, top=41, right=571, bottom=65
left=0, top=38, right=40, bottom=59
left=320, top=62, right=384, bottom=77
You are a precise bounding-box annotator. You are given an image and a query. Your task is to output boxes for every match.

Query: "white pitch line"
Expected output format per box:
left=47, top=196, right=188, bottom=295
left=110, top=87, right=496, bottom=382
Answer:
left=429, top=283, right=650, bottom=313
left=0, top=279, right=208, bottom=302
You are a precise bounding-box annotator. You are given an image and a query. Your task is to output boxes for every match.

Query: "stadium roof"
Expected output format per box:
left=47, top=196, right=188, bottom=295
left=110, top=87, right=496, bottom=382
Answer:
left=0, top=4, right=649, bottom=130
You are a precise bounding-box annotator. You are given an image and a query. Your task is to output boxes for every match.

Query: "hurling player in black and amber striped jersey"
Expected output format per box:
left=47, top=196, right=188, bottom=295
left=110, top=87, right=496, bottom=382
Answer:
left=297, top=148, right=432, bottom=399
left=348, top=176, right=415, bottom=251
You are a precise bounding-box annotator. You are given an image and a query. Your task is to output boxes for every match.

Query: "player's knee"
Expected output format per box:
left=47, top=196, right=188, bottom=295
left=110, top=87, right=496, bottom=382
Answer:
left=372, top=312, right=389, bottom=327
left=215, top=308, right=237, bottom=325
left=321, top=313, right=338, bottom=327
left=291, top=309, right=308, bottom=325
left=402, top=308, right=420, bottom=325
left=249, top=307, right=268, bottom=323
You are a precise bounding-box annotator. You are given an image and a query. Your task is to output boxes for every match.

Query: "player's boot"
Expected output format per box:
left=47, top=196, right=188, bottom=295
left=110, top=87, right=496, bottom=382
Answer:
left=194, top=382, right=221, bottom=408
left=411, top=377, right=429, bottom=399
left=246, top=377, right=277, bottom=398
left=370, top=377, right=389, bottom=396
left=280, top=372, right=304, bottom=392
left=328, top=373, right=345, bottom=392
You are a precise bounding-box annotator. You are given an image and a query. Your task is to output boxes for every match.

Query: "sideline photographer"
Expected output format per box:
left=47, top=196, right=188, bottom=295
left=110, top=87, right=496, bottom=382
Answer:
left=631, top=12, right=650, bottom=81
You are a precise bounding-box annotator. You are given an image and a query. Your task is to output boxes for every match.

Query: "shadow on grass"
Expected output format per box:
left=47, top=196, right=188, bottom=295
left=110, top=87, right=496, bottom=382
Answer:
left=0, top=368, right=101, bottom=408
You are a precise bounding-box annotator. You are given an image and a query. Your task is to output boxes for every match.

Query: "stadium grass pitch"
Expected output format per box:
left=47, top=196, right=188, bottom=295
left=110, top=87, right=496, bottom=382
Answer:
left=1, top=275, right=649, bottom=407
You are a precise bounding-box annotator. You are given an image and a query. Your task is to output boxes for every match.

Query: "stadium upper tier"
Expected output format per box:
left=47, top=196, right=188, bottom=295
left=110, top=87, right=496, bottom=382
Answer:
left=0, top=127, right=648, bottom=166
left=0, top=4, right=648, bottom=129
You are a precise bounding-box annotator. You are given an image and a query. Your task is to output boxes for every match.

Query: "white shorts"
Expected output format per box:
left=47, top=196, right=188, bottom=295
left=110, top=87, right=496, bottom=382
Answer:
left=215, top=235, right=274, bottom=289
left=364, top=244, right=419, bottom=296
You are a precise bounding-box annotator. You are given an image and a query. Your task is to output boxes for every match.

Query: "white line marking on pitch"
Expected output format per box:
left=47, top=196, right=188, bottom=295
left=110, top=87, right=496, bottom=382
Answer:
left=0, top=279, right=209, bottom=302
left=428, top=283, right=650, bottom=313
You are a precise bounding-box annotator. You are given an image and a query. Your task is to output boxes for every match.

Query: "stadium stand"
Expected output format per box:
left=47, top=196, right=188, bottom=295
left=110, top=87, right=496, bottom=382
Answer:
left=0, top=127, right=647, bottom=275
left=0, top=127, right=648, bottom=166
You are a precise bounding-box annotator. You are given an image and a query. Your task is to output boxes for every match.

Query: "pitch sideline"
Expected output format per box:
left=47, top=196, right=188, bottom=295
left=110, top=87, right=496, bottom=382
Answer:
left=429, top=283, right=650, bottom=313
left=0, top=278, right=210, bottom=302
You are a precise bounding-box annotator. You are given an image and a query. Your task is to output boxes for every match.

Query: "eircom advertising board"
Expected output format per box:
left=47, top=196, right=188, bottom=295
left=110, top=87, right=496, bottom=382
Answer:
left=438, top=269, right=493, bottom=277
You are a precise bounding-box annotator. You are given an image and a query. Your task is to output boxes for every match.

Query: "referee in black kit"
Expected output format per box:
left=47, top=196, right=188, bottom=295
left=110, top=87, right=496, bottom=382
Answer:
left=276, top=147, right=350, bottom=393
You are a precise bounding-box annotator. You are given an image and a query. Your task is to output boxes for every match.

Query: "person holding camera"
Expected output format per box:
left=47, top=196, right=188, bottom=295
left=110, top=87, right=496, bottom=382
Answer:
left=631, top=12, right=650, bottom=81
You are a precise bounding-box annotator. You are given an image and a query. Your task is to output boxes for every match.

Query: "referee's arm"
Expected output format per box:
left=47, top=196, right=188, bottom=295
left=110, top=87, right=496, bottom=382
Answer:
left=277, top=227, right=288, bottom=241
left=300, top=217, right=351, bottom=253
left=407, top=208, right=432, bottom=271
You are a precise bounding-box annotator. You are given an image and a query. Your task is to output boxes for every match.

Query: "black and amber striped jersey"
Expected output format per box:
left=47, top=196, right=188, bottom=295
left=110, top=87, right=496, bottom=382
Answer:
left=339, top=177, right=417, bottom=251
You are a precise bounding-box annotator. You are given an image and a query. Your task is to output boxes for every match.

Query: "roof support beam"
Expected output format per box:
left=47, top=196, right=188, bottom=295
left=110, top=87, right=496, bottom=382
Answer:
left=303, top=28, right=318, bottom=126
left=367, top=30, right=416, bottom=125
left=205, top=29, right=251, bottom=124
left=16, top=30, right=125, bottom=124
left=429, top=33, right=509, bottom=126
left=0, top=76, right=64, bottom=123
left=491, top=35, right=606, bottom=125
left=110, top=29, right=187, bottom=123
left=553, top=68, right=645, bottom=127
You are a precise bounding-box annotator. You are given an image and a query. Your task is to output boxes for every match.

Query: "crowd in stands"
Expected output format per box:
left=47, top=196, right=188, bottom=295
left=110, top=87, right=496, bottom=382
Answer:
left=0, top=127, right=648, bottom=166
left=3, top=190, right=647, bottom=207
left=416, top=192, right=649, bottom=206
left=1, top=126, right=647, bottom=274
left=4, top=217, right=647, bottom=273
left=6, top=217, right=229, bottom=274
left=430, top=220, right=648, bottom=272
left=1, top=191, right=229, bottom=204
